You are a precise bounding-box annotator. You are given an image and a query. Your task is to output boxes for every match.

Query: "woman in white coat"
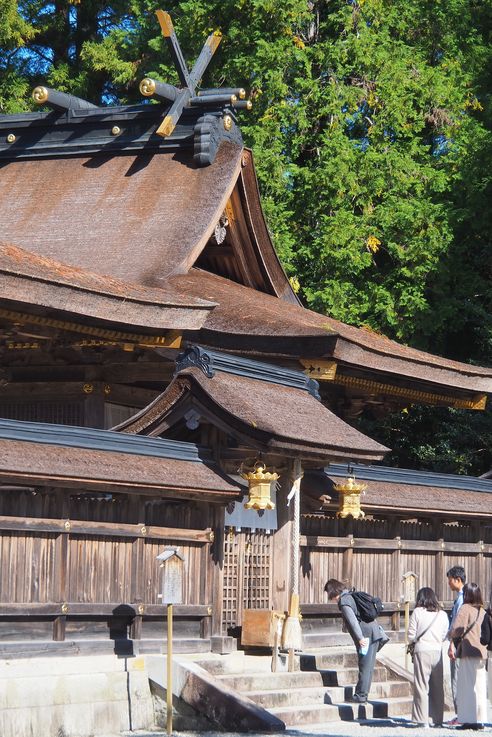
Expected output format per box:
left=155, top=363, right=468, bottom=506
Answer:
left=408, top=586, right=449, bottom=728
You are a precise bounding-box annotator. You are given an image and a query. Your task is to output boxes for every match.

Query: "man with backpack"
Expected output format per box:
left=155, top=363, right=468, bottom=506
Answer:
left=325, top=578, right=389, bottom=703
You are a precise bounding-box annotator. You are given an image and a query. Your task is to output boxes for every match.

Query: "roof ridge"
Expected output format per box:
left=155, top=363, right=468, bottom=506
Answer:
left=0, top=418, right=210, bottom=462
left=176, top=345, right=320, bottom=399
left=327, top=463, right=492, bottom=493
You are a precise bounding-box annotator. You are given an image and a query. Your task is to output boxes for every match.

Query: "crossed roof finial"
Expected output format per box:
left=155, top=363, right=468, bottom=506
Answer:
left=140, top=10, right=251, bottom=138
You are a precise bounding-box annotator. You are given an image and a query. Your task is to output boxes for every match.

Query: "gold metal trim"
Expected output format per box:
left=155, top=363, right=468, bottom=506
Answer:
left=207, top=31, right=222, bottom=53
left=139, top=78, right=156, bottom=97
left=241, top=461, right=278, bottom=511
left=335, top=476, right=366, bottom=520
left=223, top=115, right=233, bottom=131
left=32, top=86, right=49, bottom=104
left=301, top=359, right=337, bottom=381
left=156, top=9, right=173, bottom=37
left=0, top=307, right=182, bottom=347
left=111, top=126, right=121, bottom=136
left=61, top=603, right=69, bottom=614
left=6, top=133, right=16, bottom=144
left=156, top=115, right=174, bottom=138
left=7, top=341, right=39, bottom=350
left=329, top=372, right=487, bottom=411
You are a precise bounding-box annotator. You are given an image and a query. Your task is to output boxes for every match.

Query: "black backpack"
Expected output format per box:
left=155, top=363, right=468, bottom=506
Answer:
left=350, top=590, right=384, bottom=623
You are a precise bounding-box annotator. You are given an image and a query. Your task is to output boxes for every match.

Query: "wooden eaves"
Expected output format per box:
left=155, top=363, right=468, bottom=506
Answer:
left=118, top=346, right=389, bottom=465
left=0, top=418, right=241, bottom=502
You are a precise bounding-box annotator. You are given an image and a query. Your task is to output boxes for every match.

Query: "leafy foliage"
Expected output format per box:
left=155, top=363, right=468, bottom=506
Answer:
left=1, top=0, right=491, bottom=473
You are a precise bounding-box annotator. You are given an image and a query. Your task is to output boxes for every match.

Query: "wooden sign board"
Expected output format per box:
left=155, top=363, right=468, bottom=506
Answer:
left=241, top=609, right=284, bottom=648
left=156, top=547, right=185, bottom=605
left=402, top=571, right=418, bottom=603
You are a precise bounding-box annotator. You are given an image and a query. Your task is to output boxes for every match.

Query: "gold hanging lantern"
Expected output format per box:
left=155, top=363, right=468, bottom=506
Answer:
left=241, top=461, right=279, bottom=511
left=335, top=476, right=367, bottom=519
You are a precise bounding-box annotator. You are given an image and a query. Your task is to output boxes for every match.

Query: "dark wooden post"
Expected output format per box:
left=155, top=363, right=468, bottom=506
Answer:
left=341, top=517, right=354, bottom=587
left=271, top=464, right=294, bottom=614
left=130, top=502, right=146, bottom=640
left=210, top=507, right=231, bottom=652
left=53, top=494, right=69, bottom=641
left=391, top=526, right=402, bottom=632
left=83, top=382, right=106, bottom=428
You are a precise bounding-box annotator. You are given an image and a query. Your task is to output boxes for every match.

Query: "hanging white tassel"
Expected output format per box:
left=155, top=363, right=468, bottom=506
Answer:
left=282, top=592, right=303, bottom=650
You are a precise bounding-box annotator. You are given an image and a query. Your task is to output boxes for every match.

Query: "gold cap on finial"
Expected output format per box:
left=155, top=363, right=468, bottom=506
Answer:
left=32, top=86, right=49, bottom=104
left=139, top=78, right=156, bottom=97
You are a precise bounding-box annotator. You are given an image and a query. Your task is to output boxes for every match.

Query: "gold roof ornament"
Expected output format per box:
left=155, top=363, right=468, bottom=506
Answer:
left=335, top=474, right=367, bottom=519
left=241, top=460, right=279, bottom=511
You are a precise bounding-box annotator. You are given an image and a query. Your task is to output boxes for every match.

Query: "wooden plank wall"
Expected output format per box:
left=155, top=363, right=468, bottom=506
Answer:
left=0, top=486, right=219, bottom=642
left=300, top=514, right=492, bottom=608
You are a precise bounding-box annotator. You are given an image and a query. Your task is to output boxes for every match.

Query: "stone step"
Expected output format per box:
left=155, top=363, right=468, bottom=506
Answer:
left=302, top=632, right=353, bottom=649
left=338, top=696, right=413, bottom=721
left=245, top=679, right=411, bottom=709
left=247, top=686, right=338, bottom=709
left=196, top=654, right=274, bottom=676
left=268, top=703, right=345, bottom=726
left=319, top=666, right=388, bottom=686
left=136, top=638, right=210, bottom=655
left=217, top=670, right=322, bottom=691
left=0, top=637, right=210, bottom=660
left=217, top=663, right=389, bottom=691
left=270, top=696, right=413, bottom=726
left=0, top=653, right=138, bottom=678
left=302, top=631, right=405, bottom=650
left=300, top=651, right=359, bottom=670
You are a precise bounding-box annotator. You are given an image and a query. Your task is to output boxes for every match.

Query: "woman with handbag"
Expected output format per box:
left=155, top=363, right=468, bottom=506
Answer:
left=449, top=582, right=487, bottom=730
left=479, top=590, right=492, bottom=715
left=407, top=587, right=449, bottom=728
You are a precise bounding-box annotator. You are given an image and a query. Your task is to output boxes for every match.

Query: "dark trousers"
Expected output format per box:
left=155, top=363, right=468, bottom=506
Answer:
left=355, top=639, right=379, bottom=699
left=450, top=657, right=459, bottom=712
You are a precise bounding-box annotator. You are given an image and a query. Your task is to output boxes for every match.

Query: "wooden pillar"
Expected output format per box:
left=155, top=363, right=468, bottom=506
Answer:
left=53, top=615, right=67, bottom=642
left=53, top=506, right=69, bottom=641
left=271, top=463, right=294, bottom=614
left=211, top=516, right=225, bottom=637
left=390, top=517, right=401, bottom=631
left=433, top=517, right=445, bottom=603
left=476, top=521, right=485, bottom=597
left=343, top=517, right=355, bottom=586
left=84, top=386, right=105, bottom=428
left=435, top=543, right=445, bottom=603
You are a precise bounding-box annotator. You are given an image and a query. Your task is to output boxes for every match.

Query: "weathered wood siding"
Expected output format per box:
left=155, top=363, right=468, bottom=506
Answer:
left=300, top=514, right=492, bottom=607
left=0, top=485, right=219, bottom=643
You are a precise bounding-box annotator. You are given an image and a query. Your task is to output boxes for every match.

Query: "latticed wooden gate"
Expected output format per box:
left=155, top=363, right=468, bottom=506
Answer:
left=222, top=529, right=273, bottom=633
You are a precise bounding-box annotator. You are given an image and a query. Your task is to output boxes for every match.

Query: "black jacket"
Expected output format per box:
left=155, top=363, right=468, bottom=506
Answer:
left=480, top=610, right=492, bottom=651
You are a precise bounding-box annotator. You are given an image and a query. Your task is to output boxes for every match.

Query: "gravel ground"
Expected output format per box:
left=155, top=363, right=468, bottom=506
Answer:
left=124, top=721, right=492, bottom=737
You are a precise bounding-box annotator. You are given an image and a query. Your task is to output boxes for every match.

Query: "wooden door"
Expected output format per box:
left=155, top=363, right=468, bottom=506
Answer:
left=222, top=529, right=272, bottom=634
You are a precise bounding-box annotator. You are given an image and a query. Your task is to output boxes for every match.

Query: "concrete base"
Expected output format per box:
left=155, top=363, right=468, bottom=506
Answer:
left=0, top=654, right=154, bottom=737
